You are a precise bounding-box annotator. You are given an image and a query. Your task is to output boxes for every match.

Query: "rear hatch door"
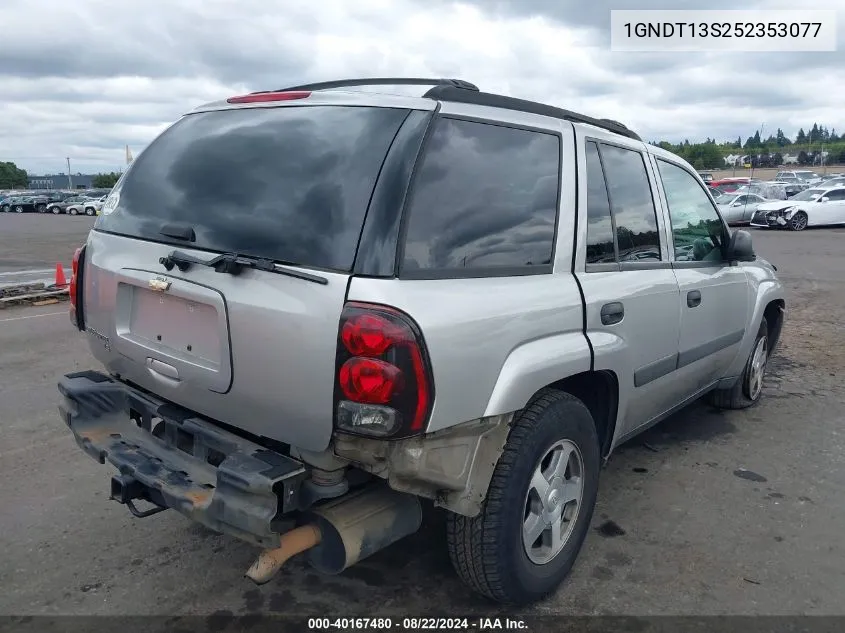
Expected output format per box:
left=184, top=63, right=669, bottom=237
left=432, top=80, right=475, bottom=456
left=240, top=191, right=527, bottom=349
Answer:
left=82, top=101, right=414, bottom=451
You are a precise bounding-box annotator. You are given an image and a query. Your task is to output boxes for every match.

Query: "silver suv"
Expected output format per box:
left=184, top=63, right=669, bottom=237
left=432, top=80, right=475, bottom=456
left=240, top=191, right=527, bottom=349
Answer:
left=59, top=78, right=786, bottom=606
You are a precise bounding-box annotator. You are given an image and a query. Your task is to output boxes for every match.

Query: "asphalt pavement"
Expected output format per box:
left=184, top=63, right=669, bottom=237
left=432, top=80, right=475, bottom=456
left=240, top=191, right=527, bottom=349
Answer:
left=0, top=213, right=93, bottom=287
left=0, top=214, right=843, bottom=618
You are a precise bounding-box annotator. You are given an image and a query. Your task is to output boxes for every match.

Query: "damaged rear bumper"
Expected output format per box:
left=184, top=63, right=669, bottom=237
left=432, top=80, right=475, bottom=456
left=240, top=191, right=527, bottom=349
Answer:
left=57, top=370, right=307, bottom=548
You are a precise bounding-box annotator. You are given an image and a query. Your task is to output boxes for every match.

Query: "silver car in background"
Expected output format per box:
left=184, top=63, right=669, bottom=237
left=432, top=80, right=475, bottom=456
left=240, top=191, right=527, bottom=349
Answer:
left=714, top=191, right=771, bottom=225
left=66, top=194, right=107, bottom=216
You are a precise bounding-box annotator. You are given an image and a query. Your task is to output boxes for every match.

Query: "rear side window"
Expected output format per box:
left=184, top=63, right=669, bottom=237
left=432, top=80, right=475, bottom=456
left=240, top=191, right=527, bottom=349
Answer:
left=584, top=141, right=616, bottom=263
left=95, top=105, right=410, bottom=272
left=599, top=144, right=662, bottom=262
left=400, top=117, right=560, bottom=276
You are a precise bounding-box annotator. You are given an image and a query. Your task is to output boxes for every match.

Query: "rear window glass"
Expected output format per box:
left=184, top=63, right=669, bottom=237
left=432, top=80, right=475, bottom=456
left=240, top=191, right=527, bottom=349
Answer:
left=95, top=105, right=410, bottom=271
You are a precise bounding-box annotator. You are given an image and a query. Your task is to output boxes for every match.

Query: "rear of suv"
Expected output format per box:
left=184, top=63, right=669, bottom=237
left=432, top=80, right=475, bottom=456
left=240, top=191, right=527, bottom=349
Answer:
left=60, top=78, right=785, bottom=605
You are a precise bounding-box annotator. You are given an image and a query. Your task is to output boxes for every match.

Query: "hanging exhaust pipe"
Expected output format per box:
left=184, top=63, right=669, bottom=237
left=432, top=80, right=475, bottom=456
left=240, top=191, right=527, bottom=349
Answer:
left=245, top=524, right=322, bottom=584
left=244, top=483, right=422, bottom=584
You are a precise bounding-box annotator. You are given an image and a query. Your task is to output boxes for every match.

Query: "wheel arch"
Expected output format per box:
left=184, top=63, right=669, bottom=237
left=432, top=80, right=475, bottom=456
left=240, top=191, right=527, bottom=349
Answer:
left=526, top=370, right=619, bottom=459
left=763, top=298, right=785, bottom=354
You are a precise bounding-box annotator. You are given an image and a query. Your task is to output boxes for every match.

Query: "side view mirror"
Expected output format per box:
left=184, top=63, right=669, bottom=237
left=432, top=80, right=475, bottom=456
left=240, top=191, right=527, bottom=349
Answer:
left=820, top=197, right=829, bottom=203
left=727, top=229, right=755, bottom=262
left=731, top=202, right=742, bottom=207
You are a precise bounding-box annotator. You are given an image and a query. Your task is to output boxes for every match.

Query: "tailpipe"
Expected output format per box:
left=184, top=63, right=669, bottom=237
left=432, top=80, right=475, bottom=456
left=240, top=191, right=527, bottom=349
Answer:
left=307, top=483, right=422, bottom=574
left=244, top=483, right=422, bottom=584
left=245, top=524, right=322, bottom=584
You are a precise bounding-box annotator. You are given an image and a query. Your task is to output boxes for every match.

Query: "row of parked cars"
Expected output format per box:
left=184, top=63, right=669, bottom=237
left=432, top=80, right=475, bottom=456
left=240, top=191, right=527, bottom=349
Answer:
left=0, top=189, right=112, bottom=215
left=698, top=171, right=845, bottom=230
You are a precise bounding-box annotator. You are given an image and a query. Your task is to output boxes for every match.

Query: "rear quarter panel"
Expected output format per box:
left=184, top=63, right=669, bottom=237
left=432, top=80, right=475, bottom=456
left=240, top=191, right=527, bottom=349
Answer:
left=348, top=109, right=591, bottom=432
left=346, top=276, right=589, bottom=432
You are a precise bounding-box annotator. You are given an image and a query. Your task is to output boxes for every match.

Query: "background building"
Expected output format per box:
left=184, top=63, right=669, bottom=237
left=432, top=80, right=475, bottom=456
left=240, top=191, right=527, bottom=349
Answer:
left=28, top=173, right=97, bottom=190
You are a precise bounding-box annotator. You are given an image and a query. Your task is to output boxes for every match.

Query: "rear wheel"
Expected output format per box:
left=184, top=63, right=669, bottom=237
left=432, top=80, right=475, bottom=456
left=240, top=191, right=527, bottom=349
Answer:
left=709, top=316, right=769, bottom=410
left=37, top=204, right=47, bottom=213
left=788, top=211, right=808, bottom=231
left=69, top=208, right=78, bottom=215
left=14, top=206, right=23, bottom=213
left=51, top=206, right=60, bottom=214
left=1, top=205, right=8, bottom=212
left=446, top=390, right=600, bottom=605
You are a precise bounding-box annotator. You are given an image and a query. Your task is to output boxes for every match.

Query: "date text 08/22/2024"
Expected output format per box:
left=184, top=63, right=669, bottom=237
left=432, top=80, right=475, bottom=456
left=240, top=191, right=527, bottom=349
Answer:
left=307, top=617, right=528, bottom=630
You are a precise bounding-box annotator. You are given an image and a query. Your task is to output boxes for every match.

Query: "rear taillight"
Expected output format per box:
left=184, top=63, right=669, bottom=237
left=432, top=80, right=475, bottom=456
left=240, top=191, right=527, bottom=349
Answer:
left=69, top=246, right=84, bottom=330
left=333, top=302, right=434, bottom=438
left=226, top=90, right=311, bottom=104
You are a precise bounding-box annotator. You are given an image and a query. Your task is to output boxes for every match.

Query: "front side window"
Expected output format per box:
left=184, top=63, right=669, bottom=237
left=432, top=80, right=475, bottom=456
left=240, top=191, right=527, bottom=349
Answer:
left=823, top=189, right=845, bottom=201
left=401, top=117, right=560, bottom=274
left=657, top=159, right=726, bottom=262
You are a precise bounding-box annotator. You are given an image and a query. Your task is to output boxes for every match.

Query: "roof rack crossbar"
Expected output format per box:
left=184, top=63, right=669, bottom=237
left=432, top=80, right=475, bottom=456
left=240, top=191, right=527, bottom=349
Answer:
left=270, top=78, right=480, bottom=94
left=422, top=85, right=641, bottom=141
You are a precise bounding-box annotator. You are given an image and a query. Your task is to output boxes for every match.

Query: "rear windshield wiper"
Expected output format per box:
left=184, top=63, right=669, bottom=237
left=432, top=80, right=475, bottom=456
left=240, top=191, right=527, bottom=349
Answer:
left=159, top=250, right=328, bottom=285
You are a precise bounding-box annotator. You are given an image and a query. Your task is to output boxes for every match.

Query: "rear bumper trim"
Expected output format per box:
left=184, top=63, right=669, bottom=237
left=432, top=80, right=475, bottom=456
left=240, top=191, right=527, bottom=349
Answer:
left=58, top=371, right=307, bottom=548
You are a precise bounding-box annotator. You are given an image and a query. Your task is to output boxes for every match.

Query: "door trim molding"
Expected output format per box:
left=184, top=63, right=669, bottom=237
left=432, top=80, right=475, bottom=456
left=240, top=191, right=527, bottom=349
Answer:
left=633, top=353, right=678, bottom=387
left=677, top=328, right=744, bottom=369
left=633, top=328, right=745, bottom=387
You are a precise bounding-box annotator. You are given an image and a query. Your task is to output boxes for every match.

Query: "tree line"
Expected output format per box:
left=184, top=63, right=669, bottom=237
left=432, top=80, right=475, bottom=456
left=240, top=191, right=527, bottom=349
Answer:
left=2, top=122, right=843, bottom=187
left=0, top=162, right=121, bottom=190
left=650, top=122, right=845, bottom=170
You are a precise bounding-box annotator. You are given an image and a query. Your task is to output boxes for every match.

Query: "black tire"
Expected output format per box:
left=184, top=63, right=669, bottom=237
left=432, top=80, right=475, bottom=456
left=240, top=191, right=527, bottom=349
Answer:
left=51, top=206, right=61, bottom=214
left=84, top=207, right=95, bottom=216
left=1, top=205, right=8, bottom=213
left=69, top=208, right=78, bottom=215
left=14, top=206, right=23, bottom=213
left=37, top=204, right=47, bottom=213
left=788, top=211, right=808, bottom=231
left=445, top=389, right=600, bottom=605
left=709, top=316, right=769, bottom=410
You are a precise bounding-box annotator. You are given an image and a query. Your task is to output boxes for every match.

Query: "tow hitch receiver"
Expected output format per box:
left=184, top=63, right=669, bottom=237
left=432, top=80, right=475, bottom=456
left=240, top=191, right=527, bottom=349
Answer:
left=59, top=371, right=308, bottom=548
left=110, top=475, right=167, bottom=518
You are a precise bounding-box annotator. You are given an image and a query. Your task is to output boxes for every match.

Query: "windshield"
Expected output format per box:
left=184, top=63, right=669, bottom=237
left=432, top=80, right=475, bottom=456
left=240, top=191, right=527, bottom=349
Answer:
left=791, top=188, right=825, bottom=201
left=95, top=105, right=411, bottom=272
left=797, top=172, right=820, bottom=180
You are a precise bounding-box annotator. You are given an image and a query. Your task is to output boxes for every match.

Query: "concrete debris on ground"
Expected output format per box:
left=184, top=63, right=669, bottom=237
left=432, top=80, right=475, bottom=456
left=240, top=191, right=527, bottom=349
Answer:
left=0, top=281, right=68, bottom=308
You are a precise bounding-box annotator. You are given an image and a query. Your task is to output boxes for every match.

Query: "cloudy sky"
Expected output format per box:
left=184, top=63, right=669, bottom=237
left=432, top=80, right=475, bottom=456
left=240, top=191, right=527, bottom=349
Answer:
left=1, top=0, right=842, bottom=175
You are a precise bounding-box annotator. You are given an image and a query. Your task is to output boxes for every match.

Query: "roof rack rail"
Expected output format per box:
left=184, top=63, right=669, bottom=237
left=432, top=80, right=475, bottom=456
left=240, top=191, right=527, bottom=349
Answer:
left=271, top=78, right=480, bottom=93
left=422, top=85, right=641, bottom=141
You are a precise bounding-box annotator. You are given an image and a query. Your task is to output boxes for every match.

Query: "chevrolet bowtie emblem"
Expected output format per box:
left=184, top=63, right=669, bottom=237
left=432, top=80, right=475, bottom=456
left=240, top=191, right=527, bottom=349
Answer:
left=149, top=277, right=171, bottom=292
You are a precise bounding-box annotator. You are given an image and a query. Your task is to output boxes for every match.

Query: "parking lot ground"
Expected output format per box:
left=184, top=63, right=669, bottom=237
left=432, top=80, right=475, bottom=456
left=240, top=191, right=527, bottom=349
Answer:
left=0, top=214, right=94, bottom=274
left=0, top=225, right=843, bottom=618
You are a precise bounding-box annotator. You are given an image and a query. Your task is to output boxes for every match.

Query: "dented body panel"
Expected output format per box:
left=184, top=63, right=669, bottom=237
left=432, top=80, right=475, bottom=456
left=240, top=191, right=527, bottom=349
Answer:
left=58, top=371, right=307, bottom=548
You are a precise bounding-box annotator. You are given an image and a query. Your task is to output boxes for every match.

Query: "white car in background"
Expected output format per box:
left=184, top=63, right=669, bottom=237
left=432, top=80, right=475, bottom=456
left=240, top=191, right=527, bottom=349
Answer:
left=66, top=195, right=107, bottom=216
left=775, top=170, right=823, bottom=186
left=750, top=185, right=845, bottom=231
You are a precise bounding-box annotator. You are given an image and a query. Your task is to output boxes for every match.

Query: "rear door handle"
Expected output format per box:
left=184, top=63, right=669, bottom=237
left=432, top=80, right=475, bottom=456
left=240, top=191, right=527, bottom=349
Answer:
left=687, top=290, right=702, bottom=308
left=600, top=302, right=624, bottom=325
